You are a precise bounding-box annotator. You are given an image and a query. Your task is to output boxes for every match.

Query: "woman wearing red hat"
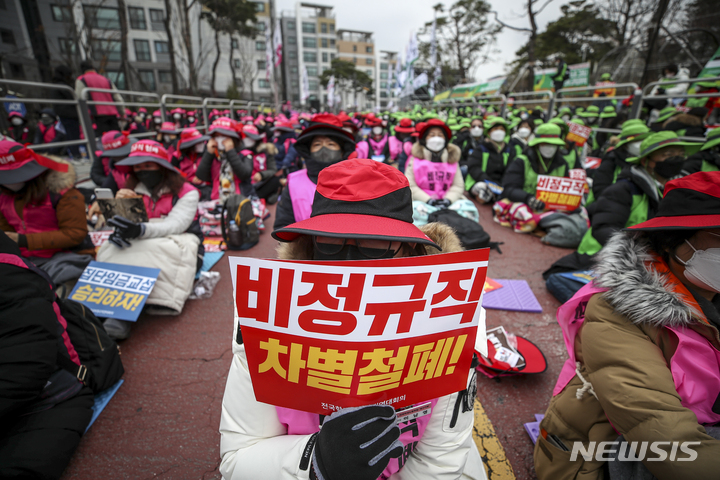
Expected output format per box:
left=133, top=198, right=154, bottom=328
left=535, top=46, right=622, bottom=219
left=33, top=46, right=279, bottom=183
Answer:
left=405, top=119, right=478, bottom=225
left=393, top=118, right=416, bottom=173
left=96, top=139, right=203, bottom=339
left=238, top=124, right=281, bottom=204
left=536, top=171, right=720, bottom=479
left=196, top=117, right=255, bottom=202
left=221, top=159, right=487, bottom=480
left=173, top=128, right=212, bottom=200
left=273, top=113, right=357, bottom=231
left=90, top=130, right=137, bottom=193
left=355, top=115, right=401, bottom=167
left=0, top=140, right=93, bottom=287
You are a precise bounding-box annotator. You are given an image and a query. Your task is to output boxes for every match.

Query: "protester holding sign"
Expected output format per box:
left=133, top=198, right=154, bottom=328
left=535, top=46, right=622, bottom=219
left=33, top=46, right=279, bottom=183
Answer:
left=0, top=140, right=94, bottom=289
left=220, top=159, right=486, bottom=480
left=501, top=123, right=570, bottom=213
left=96, top=139, right=202, bottom=339
left=536, top=171, right=720, bottom=480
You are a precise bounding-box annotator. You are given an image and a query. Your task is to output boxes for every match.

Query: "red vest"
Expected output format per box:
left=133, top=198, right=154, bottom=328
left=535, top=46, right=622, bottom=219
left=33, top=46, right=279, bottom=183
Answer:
left=38, top=123, right=57, bottom=143
left=77, top=72, right=118, bottom=117
left=142, top=182, right=198, bottom=220
left=0, top=191, right=66, bottom=258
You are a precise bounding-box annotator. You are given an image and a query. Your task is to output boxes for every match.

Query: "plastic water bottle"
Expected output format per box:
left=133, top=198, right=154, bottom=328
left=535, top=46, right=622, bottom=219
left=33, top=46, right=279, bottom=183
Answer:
left=228, top=220, right=242, bottom=247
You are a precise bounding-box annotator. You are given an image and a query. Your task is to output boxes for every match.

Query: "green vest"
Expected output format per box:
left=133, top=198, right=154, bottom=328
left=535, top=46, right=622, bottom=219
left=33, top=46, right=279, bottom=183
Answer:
left=552, top=63, right=568, bottom=82
left=685, top=96, right=708, bottom=108
left=659, top=76, right=677, bottom=90
left=464, top=148, right=510, bottom=190
left=702, top=160, right=720, bottom=172
left=563, top=148, right=577, bottom=170
left=520, top=153, right=568, bottom=196
left=577, top=191, right=650, bottom=256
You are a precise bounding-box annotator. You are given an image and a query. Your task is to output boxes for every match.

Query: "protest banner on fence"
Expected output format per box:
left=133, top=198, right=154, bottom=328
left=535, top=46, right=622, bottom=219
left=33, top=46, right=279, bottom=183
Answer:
left=69, top=261, right=160, bottom=321
left=536, top=175, right=585, bottom=211
left=566, top=121, right=592, bottom=147
left=593, top=81, right=617, bottom=97
left=230, top=249, right=489, bottom=414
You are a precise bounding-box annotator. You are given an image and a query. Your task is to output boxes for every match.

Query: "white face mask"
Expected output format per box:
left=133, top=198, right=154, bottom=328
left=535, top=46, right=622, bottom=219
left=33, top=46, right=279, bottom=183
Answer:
left=188, top=116, right=195, bottom=123
left=490, top=129, right=506, bottom=143
left=10, top=117, right=23, bottom=126
left=677, top=234, right=720, bottom=293
left=215, top=135, right=229, bottom=151
left=3, top=182, right=25, bottom=192
left=561, top=115, right=570, bottom=122
left=173, top=113, right=182, bottom=120
left=470, top=126, right=483, bottom=138
left=242, top=137, right=256, bottom=149
left=538, top=144, right=559, bottom=159
left=154, top=117, right=162, bottom=124
left=425, top=136, right=445, bottom=153
left=517, top=128, right=531, bottom=139
left=372, top=126, right=383, bottom=136
left=625, top=140, right=642, bottom=157
left=194, top=143, right=205, bottom=154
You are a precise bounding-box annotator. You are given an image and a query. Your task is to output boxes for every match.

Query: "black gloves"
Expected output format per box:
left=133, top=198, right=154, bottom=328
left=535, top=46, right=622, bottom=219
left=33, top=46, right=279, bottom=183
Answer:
left=107, top=215, right=145, bottom=248
left=657, top=87, right=666, bottom=95
left=527, top=196, right=546, bottom=212
left=428, top=198, right=451, bottom=209
left=312, top=405, right=403, bottom=480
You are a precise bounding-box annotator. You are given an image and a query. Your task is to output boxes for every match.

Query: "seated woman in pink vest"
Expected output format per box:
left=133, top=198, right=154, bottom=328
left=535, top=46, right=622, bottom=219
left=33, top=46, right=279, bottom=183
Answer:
left=273, top=113, right=357, bottom=231
left=195, top=117, right=255, bottom=203
left=535, top=171, right=720, bottom=480
left=173, top=128, right=211, bottom=201
left=90, top=130, right=136, bottom=193
left=96, top=140, right=202, bottom=340
left=355, top=115, right=401, bottom=167
left=221, top=159, right=487, bottom=480
left=405, top=119, right=479, bottom=226
left=0, top=140, right=94, bottom=289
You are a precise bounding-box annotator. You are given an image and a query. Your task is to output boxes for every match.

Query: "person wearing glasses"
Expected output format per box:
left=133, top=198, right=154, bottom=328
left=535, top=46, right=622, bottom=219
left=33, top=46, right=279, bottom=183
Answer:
left=220, top=159, right=487, bottom=480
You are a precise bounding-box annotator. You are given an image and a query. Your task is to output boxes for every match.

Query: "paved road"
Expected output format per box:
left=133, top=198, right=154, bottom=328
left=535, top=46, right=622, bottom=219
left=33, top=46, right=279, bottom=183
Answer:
left=61, top=200, right=571, bottom=480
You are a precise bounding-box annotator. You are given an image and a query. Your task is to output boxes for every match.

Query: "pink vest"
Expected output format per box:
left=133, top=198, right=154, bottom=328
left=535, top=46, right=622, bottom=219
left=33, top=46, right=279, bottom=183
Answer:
left=411, top=157, right=458, bottom=200
left=388, top=136, right=403, bottom=160
left=178, top=152, right=206, bottom=183
left=403, top=141, right=413, bottom=157
left=102, top=157, right=129, bottom=189
left=142, top=182, right=198, bottom=220
left=38, top=123, right=57, bottom=143
left=356, top=141, right=369, bottom=159
left=0, top=191, right=64, bottom=258
left=245, top=150, right=268, bottom=179
left=555, top=283, right=720, bottom=425
left=276, top=398, right=439, bottom=479
left=287, top=169, right=316, bottom=222
left=368, top=135, right=389, bottom=157
left=78, top=72, right=118, bottom=117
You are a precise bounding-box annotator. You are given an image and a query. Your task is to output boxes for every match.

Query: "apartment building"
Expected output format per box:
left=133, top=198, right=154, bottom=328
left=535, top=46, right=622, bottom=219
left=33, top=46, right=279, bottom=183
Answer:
left=377, top=51, right=398, bottom=109
left=336, top=29, right=374, bottom=109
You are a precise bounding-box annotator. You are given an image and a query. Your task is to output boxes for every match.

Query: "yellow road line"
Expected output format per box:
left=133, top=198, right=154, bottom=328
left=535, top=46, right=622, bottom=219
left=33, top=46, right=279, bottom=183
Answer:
left=473, top=398, right=516, bottom=480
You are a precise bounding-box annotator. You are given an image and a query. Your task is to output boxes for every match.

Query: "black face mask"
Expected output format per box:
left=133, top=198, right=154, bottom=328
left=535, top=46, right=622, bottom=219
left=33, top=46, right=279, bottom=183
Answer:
left=653, top=157, right=685, bottom=179
left=306, top=147, right=344, bottom=180
left=135, top=170, right=163, bottom=190
left=312, top=244, right=397, bottom=261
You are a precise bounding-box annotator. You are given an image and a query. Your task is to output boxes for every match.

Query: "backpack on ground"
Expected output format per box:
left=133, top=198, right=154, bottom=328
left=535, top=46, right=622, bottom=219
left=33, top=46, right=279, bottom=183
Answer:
left=221, top=193, right=259, bottom=250
left=56, top=296, right=125, bottom=393
left=428, top=209, right=491, bottom=250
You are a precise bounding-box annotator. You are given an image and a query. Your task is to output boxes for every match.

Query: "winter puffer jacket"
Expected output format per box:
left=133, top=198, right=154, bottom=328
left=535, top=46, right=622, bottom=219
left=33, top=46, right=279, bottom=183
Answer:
left=590, top=146, right=633, bottom=200
left=576, top=166, right=661, bottom=256
left=683, top=149, right=720, bottom=174
left=501, top=147, right=569, bottom=204
left=535, top=232, right=720, bottom=480
left=219, top=223, right=487, bottom=480
left=405, top=142, right=466, bottom=204
left=465, top=140, right=514, bottom=187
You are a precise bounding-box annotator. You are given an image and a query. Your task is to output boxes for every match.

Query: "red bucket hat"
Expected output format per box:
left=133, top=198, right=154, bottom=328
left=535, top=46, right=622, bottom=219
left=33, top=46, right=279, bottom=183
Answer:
left=412, top=122, right=427, bottom=138
left=272, top=158, right=440, bottom=249
left=159, top=121, right=180, bottom=134
left=627, top=171, right=720, bottom=231
left=0, top=140, right=69, bottom=185
left=178, top=128, right=210, bottom=150
left=273, top=120, right=295, bottom=133
left=96, top=130, right=137, bottom=158
left=418, top=118, right=451, bottom=142
left=208, top=117, right=240, bottom=139
left=364, top=115, right=382, bottom=128
left=171, top=108, right=185, bottom=115
left=241, top=124, right=264, bottom=141
left=394, top=118, right=415, bottom=134
left=115, top=140, right=180, bottom=173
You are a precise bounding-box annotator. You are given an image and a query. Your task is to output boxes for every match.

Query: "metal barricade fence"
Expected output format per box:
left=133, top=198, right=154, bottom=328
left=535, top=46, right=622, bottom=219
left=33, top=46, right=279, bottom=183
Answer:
left=507, top=90, right=553, bottom=116
left=161, top=94, right=206, bottom=131
left=550, top=83, right=639, bottom=119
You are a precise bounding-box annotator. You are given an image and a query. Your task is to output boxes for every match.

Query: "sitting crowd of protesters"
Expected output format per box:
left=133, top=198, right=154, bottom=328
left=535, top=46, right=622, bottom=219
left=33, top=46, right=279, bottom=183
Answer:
left=2, top=63, right=720, bottom=479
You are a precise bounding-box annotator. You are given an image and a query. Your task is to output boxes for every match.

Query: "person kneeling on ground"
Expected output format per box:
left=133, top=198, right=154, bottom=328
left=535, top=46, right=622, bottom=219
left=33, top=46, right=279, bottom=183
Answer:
left=535, top=171, right=720, bottom=480
left=0, top=231, right=94, bottom=480
left=97, top=139, right=203, bottom=340
left=405, top=119, right=478, bottom=225
left=220, top=158, right=487, bottom=480
left=0, top=140, right=94, bottom=293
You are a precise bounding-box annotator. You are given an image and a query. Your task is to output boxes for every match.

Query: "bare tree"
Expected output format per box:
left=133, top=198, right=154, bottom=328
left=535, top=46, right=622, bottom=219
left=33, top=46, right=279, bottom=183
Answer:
left=492, top=0, right=556, bottom=91
left=116, top=0, right=132, bottom=90
left=162, top=0, right=180, bottom=93
left=236, top=36, right=260, bottom=101
left=176, top=0, right=200, bottom=93
left=601, top=0, right=656, bottom=48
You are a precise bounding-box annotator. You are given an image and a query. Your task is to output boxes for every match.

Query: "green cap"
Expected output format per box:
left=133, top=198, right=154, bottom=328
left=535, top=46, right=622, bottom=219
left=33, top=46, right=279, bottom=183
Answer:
left=550, top=117, right=569, bottom=137
left=580, top=105, right=600, bottom=118
left=701, top=128, right=720, bottom=151
left=615, top=121, right=651, bottom=149
left=600, top=105, right=617, bottom=119
left=575, top=106, right=585, bottom=113
left=570, top=118, right=586, bottom=126
left=600, top=73, right=612, bottom=81
left=528, top=123, right=566, bottom=147
left=509, top=117, right=521, bottom=130
left=656, top=106, right=678, bottom=123
left=559, top=107, right=572, bottom=115
left=484, top=116, right=508, bottom=131
left=626, top=131, right=696, bottom=164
